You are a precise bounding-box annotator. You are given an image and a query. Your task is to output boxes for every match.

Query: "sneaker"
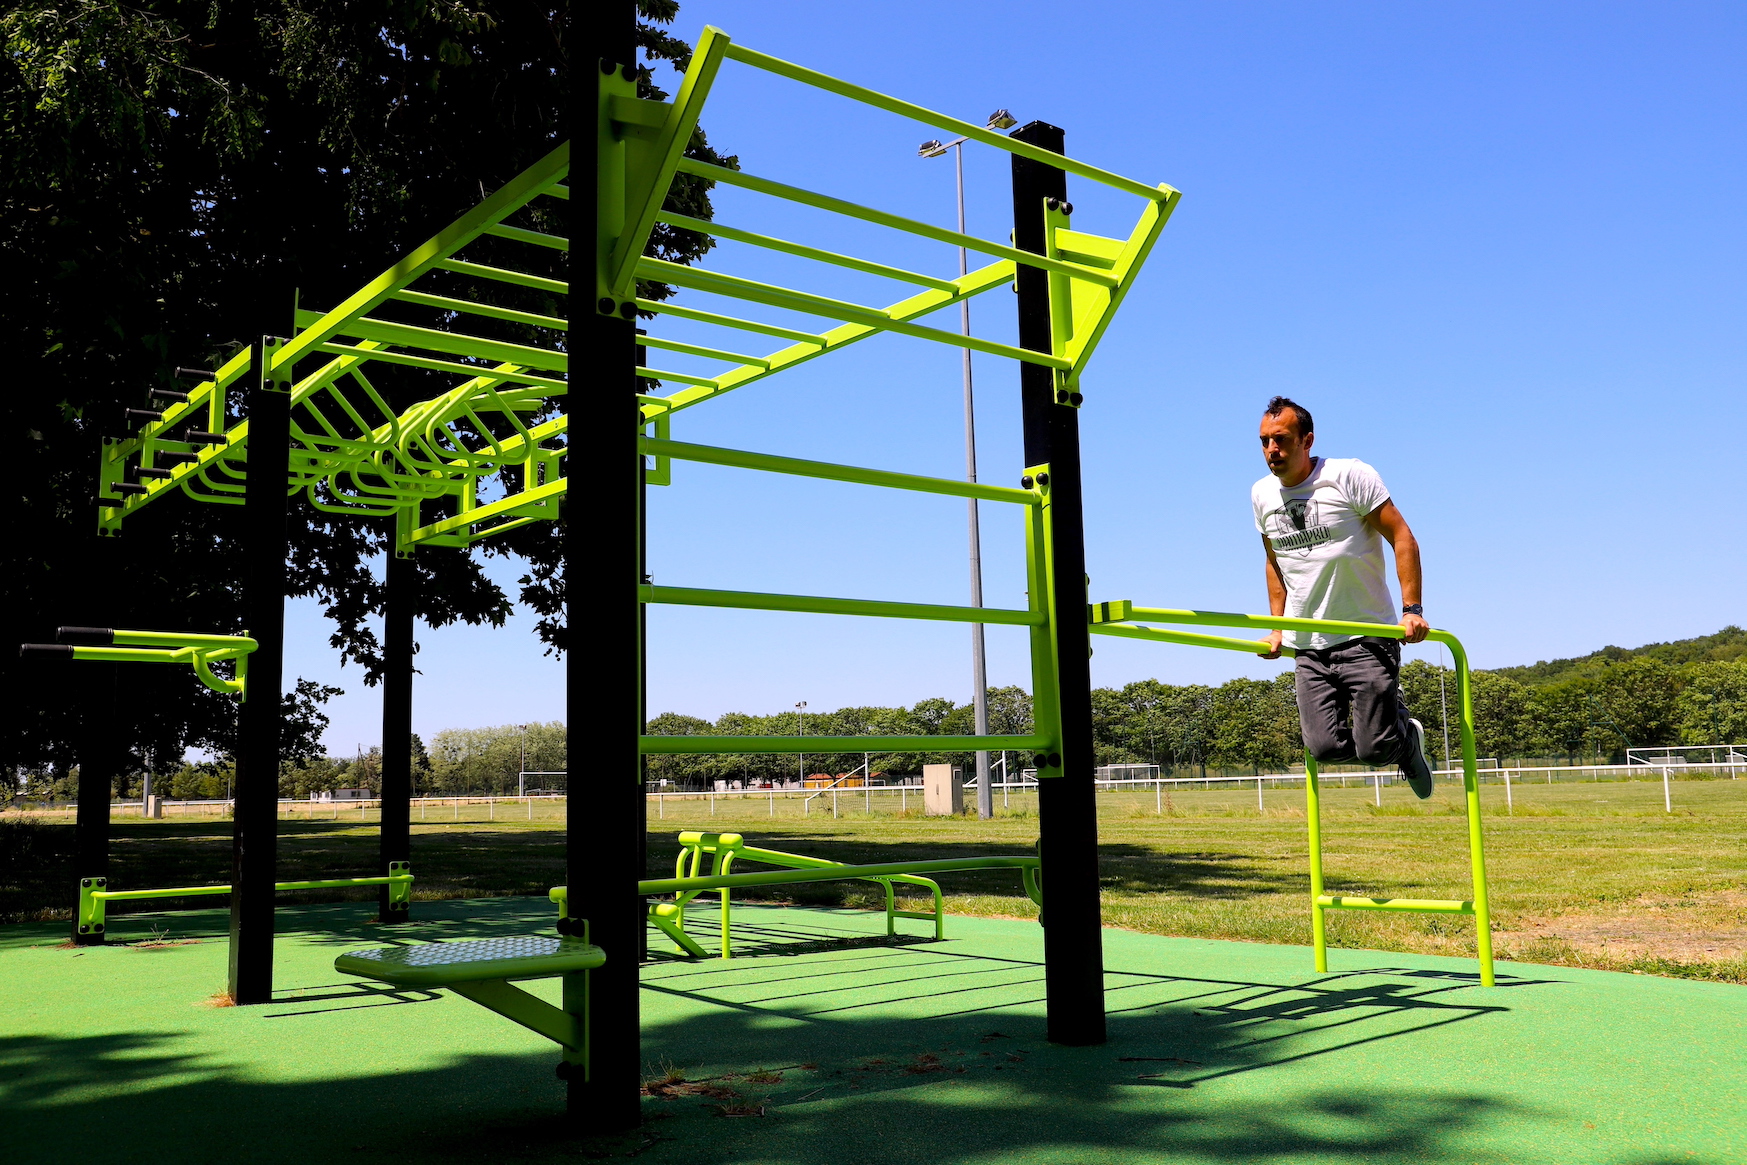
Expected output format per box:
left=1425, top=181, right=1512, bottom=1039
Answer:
left=1400, top=718, right=1435, bottom=799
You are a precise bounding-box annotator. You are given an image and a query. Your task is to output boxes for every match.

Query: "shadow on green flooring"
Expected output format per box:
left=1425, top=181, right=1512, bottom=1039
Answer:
left=2, top=898, right=1737, bottom=1164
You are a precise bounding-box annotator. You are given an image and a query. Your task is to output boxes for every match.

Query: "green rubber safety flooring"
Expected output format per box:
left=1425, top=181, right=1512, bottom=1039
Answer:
left=2, top=897, right=1742, bottom=1164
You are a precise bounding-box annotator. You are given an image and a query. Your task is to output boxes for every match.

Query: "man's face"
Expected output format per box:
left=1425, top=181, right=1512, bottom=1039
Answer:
left=1259, top=410, right=1314, bottom=481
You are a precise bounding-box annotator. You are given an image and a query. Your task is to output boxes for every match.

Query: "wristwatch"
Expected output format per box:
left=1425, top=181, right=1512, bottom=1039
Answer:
left=1401, top=604, right=1424, bottom=616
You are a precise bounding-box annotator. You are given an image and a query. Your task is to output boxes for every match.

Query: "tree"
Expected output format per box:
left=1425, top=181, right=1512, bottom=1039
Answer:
left=1676, top=661, right=1747, bottom=745
left=2, top=1, right=728, bottom=776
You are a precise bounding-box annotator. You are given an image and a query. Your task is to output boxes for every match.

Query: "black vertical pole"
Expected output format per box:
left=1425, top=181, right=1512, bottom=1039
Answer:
left=1010, top=121, right=1107, bottom=1046
left=378, top=550, right=416, bottom=922
left=571, top=0, right=643, bottom=1130
left=229, top=337, right=290, bottom=1005
left=72, top=662, right=117, bottom=944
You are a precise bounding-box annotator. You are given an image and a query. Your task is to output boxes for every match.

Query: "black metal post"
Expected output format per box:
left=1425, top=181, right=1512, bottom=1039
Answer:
left=72, top=661, right=117, bottom=944
left=229, top=337, right=290, bottom=1005
left=1010, top=121, right=1107, bottom=1046
left=570, top=0, right=644, bottom=1130
left=378, top=550, right=416, bottom=923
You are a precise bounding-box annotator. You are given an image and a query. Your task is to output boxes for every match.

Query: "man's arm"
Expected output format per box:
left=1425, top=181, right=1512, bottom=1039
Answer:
left=1365, top=499, right=1429, bottom=644
left=1258, top=535, right=1287, bottom=658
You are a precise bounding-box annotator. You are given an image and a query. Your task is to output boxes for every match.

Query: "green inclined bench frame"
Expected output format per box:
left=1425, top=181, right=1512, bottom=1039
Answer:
left=334, top=929, right=604, bottom=1080
left=77, top=862, right=412, bottom=939
left=551, top=832, right=1044, bottom=960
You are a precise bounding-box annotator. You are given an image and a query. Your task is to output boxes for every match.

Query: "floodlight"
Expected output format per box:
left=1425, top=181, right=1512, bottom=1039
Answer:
left=918, top=139, right=947, bottom=158
left=986, top=109, right=1017, bottom=130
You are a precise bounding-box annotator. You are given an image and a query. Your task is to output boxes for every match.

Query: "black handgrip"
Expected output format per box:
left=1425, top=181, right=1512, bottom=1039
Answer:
left=174, top=367, right=212, bottom=380
left=132, top=467, right=174, bottom=480
left=149, top=388, right=192, bottom=402
left=125, top=408, right=164, bottom=424
left=19, top=644, right=75, bottom=660
left=183, top=430, right=227, bottom=444
left=57, top=627, right=115, bottom=645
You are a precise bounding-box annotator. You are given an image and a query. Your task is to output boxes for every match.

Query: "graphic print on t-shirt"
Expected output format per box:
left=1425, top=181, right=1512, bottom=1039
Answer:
left=1271, top=496, right=1333, bottom=554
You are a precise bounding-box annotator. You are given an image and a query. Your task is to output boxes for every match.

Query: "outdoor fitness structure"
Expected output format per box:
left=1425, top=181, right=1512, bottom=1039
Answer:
left=29, top=4, right=1493, bottom=1133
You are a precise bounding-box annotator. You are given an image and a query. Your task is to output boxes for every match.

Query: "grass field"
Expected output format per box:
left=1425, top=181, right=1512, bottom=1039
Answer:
left=4, top=775, right=1743, bottom=982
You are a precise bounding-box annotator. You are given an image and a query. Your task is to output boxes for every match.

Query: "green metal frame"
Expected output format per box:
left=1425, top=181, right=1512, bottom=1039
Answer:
left=21, top=629, right=256, bottom=697
left=657, top=831, right=947, bottom=959
left=1088, top=604, right=1495, bottom=985
left=76, top=862, right=411, bottom=938
left=96, top=25, right=1175, bottom=564
left=549, top=836, right=1041, bottom=960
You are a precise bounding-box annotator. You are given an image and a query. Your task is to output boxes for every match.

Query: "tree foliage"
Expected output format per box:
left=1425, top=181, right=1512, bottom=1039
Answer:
left=1, top=2, right=727, bottom=778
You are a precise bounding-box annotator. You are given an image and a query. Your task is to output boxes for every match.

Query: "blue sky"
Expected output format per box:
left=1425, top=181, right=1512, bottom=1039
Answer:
left=285, top=0, right=1746, bottom=754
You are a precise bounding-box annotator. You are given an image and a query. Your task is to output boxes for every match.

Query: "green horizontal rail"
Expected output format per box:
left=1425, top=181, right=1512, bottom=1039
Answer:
left=639, top=334, right=770, bottom=368
left=1088, top=621, right=1286, bottom=657
left=1317, top=896, right=1475, bottom=915
left=391, top=289, right=567, bottom=332
left=638, top=437, right=1037, bottom=505
left=1122, top=606, right=1412, bottom=641
left=640, top=734, right=1048, bottom=756
left=555, top=855, right=1040, bottom=900
left=484, top=222, right=568, bottom=251
left=314, top=344, right=567, bottom=392
left=675, top=157, right=1119, bottom=290
left=634, top=298, right=827, bottom=346
left=94, top=874, right=412, bottom=902
left=328, top=315, right=567, bottom=372
left=721, top=39, right=1173, bottom=205
left=642, top=584, right=1041, bottom=626
left=637, top=365, right=721, bottom=389
left=434, top=258, right=569, bottom=296
left=657, top=209, right=959, bottom=291
left=639, top=255, right=1066, bottom=370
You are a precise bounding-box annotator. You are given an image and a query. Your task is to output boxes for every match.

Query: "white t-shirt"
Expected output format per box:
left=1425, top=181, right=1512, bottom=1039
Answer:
left=1251, top=457, right=1397, bottom=650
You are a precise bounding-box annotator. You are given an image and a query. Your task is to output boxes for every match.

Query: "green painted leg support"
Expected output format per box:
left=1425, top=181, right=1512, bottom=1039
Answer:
left=449, top=978, right=584, bottom=1052
left=1305, top=754, right=1329, bottom=973
left=647, top=902, right=709, bottom=959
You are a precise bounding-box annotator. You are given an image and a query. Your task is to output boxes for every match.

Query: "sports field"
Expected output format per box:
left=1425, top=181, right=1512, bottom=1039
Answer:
left=7, top=774, right=1743, bottom=981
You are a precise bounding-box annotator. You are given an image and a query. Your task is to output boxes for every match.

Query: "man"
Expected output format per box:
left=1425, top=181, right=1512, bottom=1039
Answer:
left=1252, top=396, right=1436, bottom=798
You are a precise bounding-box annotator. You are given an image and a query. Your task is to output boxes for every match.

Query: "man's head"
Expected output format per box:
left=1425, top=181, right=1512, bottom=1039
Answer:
left=1259, top=396, right=1315, bottom=484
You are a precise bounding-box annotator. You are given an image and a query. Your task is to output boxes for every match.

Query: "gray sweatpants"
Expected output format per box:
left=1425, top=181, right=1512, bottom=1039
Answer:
left=1294, top=637, right=1410, bottom=766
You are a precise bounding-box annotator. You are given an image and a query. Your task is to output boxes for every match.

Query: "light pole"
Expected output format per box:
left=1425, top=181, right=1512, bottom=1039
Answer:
left=518, top=723, right=528, bottom=798
left=919, top=108, right=1015, bottom=821
left=795, top=701, right=808, bottom=789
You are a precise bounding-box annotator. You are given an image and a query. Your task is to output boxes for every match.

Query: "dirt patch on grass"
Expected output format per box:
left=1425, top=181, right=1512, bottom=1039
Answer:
left=1500, top=889, right=1747, bottom=963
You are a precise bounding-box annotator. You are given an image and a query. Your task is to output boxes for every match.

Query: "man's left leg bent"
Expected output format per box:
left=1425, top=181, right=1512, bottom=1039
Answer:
left=1346, top=637, right=1434, bottom=798
left=1346, top=639, right=1407, bottom=765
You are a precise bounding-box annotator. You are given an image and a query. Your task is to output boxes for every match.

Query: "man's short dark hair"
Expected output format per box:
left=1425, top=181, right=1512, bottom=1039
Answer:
left=1264, top=395, right=1313, bottom=437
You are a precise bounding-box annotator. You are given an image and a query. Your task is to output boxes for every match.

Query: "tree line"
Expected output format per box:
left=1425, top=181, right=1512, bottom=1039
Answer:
left=8, top=631, right=1744, bottom=804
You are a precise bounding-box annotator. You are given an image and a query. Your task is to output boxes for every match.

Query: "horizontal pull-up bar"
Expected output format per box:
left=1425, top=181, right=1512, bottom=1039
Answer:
left=640, top=733, right=1050, bottom=756
left=17, top=627, right=255, bottom=697
left=720, top=38, right=1174, bottom=205
left=676, top=157, right=1119, bottom=290
left=637, top=436, right=1037, bottom=505
left=642, top=584, right=1042, bottom=626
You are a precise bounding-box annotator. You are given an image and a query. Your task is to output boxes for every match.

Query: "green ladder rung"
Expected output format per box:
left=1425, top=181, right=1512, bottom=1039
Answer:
left=1316, top=896, right=1475, bottom=914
